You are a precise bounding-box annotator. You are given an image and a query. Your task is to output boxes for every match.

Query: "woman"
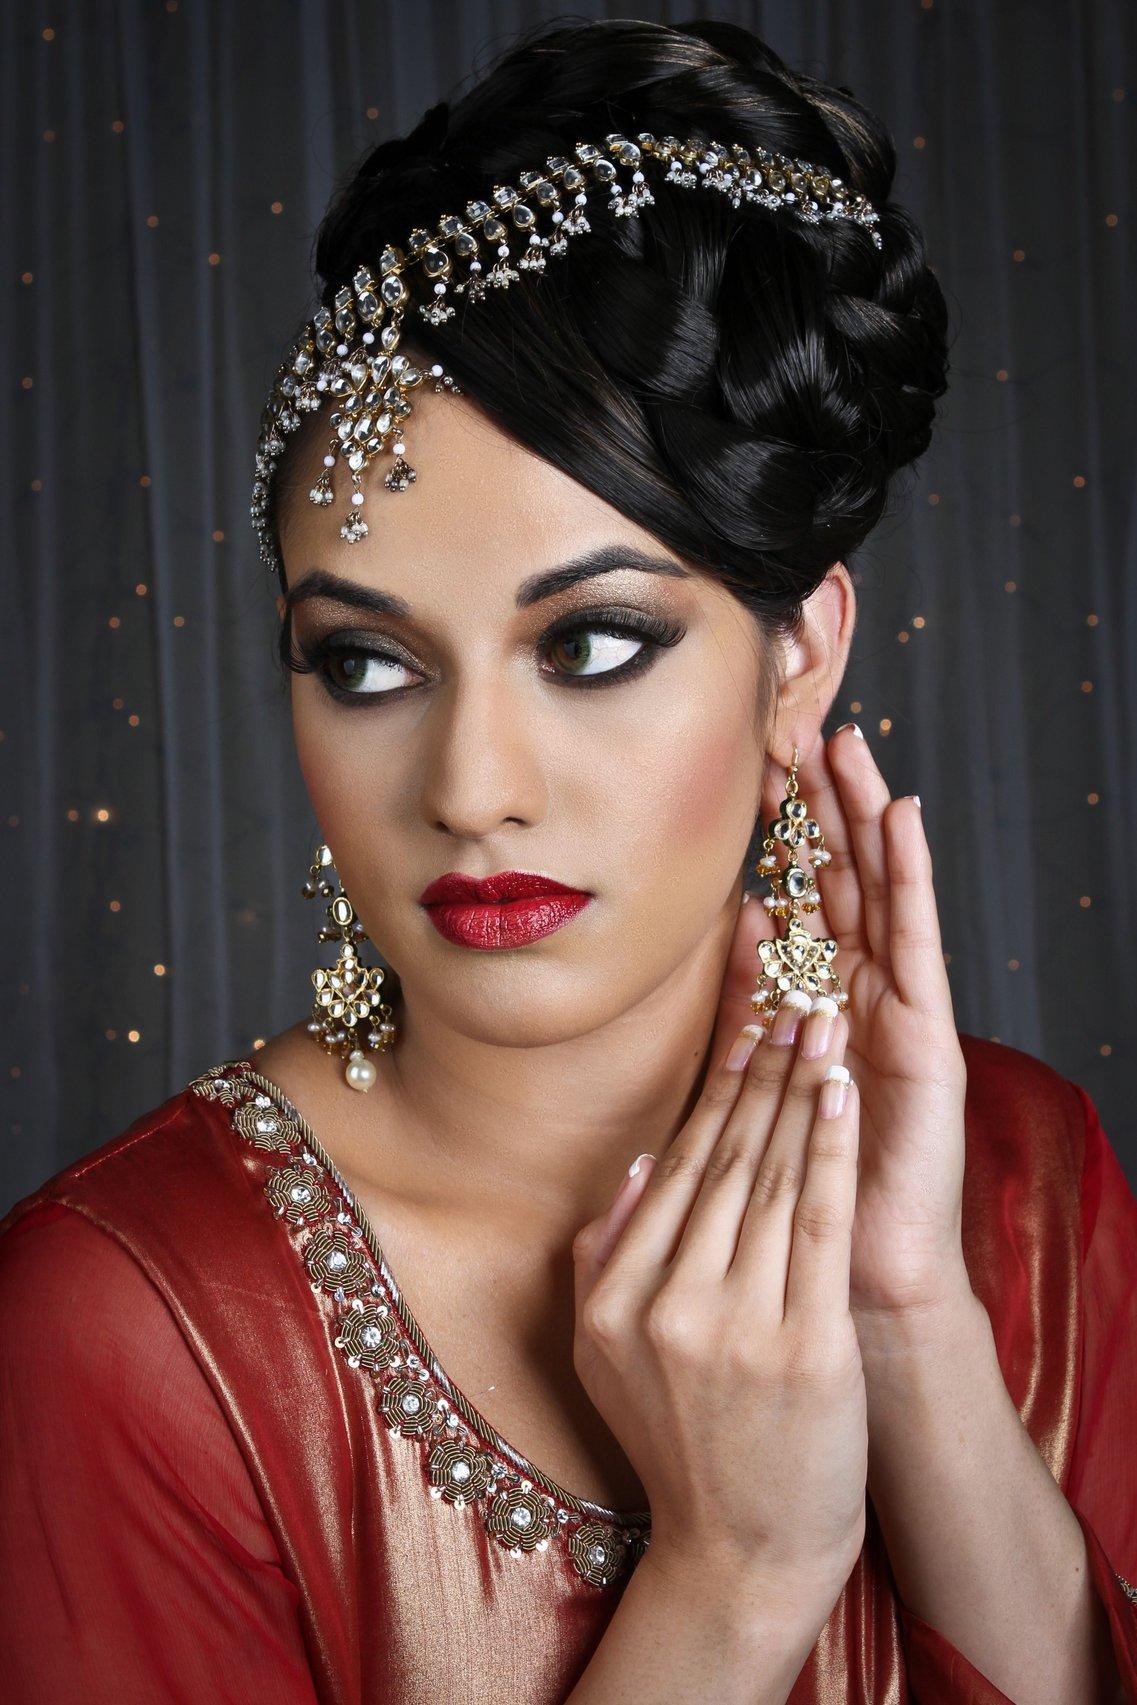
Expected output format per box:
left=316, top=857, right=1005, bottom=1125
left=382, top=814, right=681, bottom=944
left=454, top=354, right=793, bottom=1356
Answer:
left=1, top=16, right=1134, bottom=1703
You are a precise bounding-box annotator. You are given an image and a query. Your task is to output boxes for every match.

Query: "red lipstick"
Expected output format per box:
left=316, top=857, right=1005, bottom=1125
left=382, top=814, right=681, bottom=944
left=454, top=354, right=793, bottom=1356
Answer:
left=418, top=870, right=592, bottom=950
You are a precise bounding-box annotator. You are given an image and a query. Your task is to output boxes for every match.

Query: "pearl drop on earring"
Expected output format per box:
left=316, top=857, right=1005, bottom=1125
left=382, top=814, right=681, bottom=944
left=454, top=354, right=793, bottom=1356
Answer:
left=345, top=1049, right=378, bottom=1094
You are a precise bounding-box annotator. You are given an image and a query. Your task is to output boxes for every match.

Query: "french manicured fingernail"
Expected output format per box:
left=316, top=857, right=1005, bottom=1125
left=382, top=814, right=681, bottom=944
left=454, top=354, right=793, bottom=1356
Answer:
left=770, top=989, right=811, bottom=1046
left=834, top=722, right=865, bottom=739
left=907, top=794, right=922, bottom=809
left=725, top=1024, right=765, bottom=1070
left=819, top=1063, right=852, bottom=1118
left=800, top=994, right=839, bottom=1058
left=608, top=1154, right=654, bottom=1221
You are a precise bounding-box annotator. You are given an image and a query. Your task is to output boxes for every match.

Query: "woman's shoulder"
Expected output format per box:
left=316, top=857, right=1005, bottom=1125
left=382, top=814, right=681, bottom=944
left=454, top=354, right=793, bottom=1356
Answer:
left=0, top=1052, right=347, bottom=1454
left=0, top=1060, right=261, bottom=1449
left=0, top=1055, right=306, bottom=1336
left=0, top=1056, right=256, bottom=1244
left=0, top=1072, right=315, bottom=1702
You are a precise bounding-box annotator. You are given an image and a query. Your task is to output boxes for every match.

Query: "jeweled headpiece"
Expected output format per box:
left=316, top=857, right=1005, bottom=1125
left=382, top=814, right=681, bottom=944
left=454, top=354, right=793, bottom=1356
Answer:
left=251, top=130, right=881, bottom=579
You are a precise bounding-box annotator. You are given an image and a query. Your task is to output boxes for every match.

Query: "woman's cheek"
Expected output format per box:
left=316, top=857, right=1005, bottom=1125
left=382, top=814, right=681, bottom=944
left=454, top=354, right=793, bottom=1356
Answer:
left=601, top=727, right=757, bottom=979
left=651, top=719, right=757, bottom=866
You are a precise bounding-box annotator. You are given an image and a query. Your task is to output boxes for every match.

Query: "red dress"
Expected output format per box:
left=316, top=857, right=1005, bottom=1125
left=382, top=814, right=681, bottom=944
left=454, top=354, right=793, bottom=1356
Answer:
left=1, top=1034, right=1135, bottom=1702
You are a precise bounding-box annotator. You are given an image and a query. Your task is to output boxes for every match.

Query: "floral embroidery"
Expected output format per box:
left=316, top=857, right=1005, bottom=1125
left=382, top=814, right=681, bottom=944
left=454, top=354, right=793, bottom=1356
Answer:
left=303, top=1223, right=373, bottom=1297
left=335, top=1300, right=400, bottom=1371
left=189, top=1058, right=651, bottom=1589
left=234, top=1096, right=301, bottom=1154
left=485, top=1486, right=556, bottom=1554
left=265, top=1165, right=334, bottom=1225
left=428, top=1439, right=494, bottom=1506
left=189, top=1064, right=249, bottom=1108
left=380, top=1371, right=438, bottom=1437
left=1117, top=1570, right=1137, bottom=1604
left=569, top=1520, right=630, bottom=1588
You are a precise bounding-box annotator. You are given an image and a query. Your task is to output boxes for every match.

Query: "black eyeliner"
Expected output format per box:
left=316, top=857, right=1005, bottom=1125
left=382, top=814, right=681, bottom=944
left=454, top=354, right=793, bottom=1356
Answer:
left=283, top=605, right=685, bottom=705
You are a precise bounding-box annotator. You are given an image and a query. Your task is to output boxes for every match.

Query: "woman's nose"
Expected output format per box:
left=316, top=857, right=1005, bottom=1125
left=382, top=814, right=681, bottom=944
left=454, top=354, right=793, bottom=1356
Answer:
left=416, top=672, right=549, bottom=839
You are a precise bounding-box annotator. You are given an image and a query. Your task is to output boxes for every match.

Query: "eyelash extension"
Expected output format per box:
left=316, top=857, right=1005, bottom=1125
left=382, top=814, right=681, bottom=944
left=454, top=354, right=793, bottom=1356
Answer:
left=540, top=606, right=685, bottom=691
left=279, top=606, right=685, bottom=706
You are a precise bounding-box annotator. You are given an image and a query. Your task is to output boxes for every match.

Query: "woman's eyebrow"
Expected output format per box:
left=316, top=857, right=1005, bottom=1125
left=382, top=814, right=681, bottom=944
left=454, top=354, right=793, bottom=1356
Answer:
left=514, top=545, right=690, bottom=607
left=282, top=546, right=690, bottom=618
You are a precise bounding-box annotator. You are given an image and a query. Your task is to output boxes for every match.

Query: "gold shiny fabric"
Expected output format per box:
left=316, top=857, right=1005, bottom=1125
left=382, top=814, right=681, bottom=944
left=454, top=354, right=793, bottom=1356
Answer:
left=1, top=1031, right=1135, bottom=1702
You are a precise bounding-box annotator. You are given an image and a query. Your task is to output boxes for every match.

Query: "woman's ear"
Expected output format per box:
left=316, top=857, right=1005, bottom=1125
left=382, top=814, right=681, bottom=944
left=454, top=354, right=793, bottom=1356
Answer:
left=770, top=562, right=857, bottom=764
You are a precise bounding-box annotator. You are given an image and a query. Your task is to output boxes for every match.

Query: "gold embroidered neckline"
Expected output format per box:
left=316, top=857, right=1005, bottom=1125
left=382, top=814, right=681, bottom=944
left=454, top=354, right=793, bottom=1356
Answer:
left=189, top=1056, right=651, bottom=1589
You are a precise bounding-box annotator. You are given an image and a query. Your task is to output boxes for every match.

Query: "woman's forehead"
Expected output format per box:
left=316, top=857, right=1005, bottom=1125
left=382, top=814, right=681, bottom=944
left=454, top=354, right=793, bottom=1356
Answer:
left=279, top=383, right=694, bottom=609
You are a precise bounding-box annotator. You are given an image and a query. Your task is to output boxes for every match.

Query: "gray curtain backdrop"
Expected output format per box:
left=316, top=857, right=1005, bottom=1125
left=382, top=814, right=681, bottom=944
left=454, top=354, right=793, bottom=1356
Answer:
left=3, top=0, right=1134, bottom=1211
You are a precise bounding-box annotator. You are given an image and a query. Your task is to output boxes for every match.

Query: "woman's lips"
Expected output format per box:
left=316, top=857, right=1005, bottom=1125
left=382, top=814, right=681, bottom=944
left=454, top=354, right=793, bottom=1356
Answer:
left=423, top=892, right=592, bottom=950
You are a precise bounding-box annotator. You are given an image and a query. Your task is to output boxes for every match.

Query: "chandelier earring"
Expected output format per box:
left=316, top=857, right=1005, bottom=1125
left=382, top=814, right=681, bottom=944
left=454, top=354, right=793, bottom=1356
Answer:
left=301, top=843, right=398, bottom=1092
left=749, top=745, right=850, bottom=1030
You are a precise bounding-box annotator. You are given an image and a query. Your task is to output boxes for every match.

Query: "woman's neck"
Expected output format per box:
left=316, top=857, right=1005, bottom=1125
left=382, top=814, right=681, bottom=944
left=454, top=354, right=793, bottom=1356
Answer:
left=299, top=890, right=741, bottom=1241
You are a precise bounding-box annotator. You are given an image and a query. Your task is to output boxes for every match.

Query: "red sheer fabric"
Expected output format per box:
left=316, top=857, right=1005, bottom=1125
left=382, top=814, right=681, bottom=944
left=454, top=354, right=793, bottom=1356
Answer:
left=893, top=1085, right=1137, bottom=1701
left=0, top=1200, right=318, bottom=1703
left=0, top=1040, right=1135, bottom=1703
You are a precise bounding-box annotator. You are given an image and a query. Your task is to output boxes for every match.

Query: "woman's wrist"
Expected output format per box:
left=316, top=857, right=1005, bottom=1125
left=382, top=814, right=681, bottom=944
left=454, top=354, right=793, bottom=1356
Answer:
left=567, top=1540, right=824, bottom=1705
left=640, top=1537, right=838, bottom=1639
left=627, top=1542, right=832, bottom=1697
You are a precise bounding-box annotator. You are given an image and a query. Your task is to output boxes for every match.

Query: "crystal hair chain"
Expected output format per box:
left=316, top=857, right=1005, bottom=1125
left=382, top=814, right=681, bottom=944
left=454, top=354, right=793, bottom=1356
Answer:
left=252, top=131, right=881, bottom=578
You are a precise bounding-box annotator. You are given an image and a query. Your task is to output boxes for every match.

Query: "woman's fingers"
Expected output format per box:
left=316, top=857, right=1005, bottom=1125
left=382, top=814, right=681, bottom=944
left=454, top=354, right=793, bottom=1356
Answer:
left=884, top=797, right=954, bottom=1017
left=668, top=1000, right=847, bottom=1285
left=781, top=1067, right=860, bottom=1322
left=705, top=892, right=777, bottom=1076
left=727, top=1023, right=859, bottom=1322
left=600, top=1031, right=765, bottom=1276
left=570, top=1152, right=658, bottom=1314
left=595, top=1152, right=657, bottom=1268
left=823, top=728, right=895, bottom=965
left=732, top=1002, right=848, bottom=1295
left=721, top=1006, right=849, bottom=1301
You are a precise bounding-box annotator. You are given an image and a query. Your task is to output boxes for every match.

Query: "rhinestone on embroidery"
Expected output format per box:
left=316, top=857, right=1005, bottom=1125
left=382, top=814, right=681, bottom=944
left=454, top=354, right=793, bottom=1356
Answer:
left=187, top=1065, right=248, bottom=1107
left=189, top=1057, right=652, bottom=1587
left=335, top=1299, right=400, bottom=1371
left=380, top=1372, right=438, bottom=1438
left=234, top=1098, right=301, bottom=1154
left=303, top=1224, right=372, bottom=1296
left=485, top=1487, right=555, bottom=1555
left=428, top=1439, right=494, bottom=1507
left=568, top=1520, right=629, bottom=1589
left=264, top=1165, right=334, bottom=1225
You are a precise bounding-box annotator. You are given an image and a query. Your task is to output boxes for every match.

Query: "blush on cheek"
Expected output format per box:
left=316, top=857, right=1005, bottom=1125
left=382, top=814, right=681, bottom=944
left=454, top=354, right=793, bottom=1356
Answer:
left=656, top=726, right=756, bottom=858
left=293, top=725, right=361, bottom=853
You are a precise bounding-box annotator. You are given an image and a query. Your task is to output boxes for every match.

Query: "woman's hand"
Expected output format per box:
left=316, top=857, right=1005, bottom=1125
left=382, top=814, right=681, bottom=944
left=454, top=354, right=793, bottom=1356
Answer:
left=571, top=1004, right=868, bottom=1621
left=725, top=725, right=974, bottom=1334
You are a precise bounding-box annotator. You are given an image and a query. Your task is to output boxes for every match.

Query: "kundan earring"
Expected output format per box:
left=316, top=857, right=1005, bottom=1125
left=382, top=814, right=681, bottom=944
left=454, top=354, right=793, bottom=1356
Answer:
left=749, top=745, right=849, bottom=1031
left=302, top=843, right=397, bottom=1092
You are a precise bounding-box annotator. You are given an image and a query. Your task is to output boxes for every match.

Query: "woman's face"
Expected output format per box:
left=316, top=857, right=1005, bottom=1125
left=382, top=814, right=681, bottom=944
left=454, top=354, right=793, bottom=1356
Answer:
left=277, top=380, right=808, bottom=1050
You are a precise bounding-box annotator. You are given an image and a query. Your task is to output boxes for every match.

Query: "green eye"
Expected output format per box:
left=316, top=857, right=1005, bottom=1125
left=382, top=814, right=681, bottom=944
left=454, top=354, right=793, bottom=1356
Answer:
left=324, top=652, right=413, bottom=695
left=539, top=608, right=686, bottom=691
left=546, top=628, right=647, bottom=678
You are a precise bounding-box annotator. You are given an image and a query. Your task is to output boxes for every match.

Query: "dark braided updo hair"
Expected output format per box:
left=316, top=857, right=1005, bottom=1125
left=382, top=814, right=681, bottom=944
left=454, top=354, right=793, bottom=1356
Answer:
left=269, top=15, right=949, bottom=700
